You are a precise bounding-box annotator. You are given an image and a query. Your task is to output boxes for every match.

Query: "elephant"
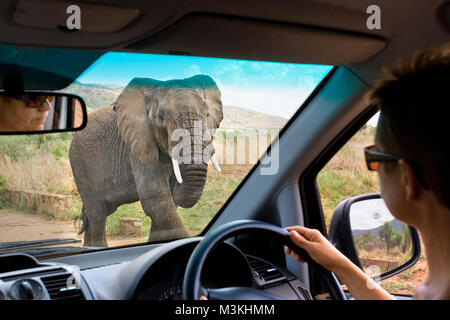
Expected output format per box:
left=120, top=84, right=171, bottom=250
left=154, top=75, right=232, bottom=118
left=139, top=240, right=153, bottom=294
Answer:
left=69, top=75, right=223, bottom=247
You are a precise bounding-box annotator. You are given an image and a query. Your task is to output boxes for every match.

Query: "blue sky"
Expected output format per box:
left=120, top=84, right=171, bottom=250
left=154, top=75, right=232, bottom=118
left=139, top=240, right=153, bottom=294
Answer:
left=77, top=52, right=333, bottom=119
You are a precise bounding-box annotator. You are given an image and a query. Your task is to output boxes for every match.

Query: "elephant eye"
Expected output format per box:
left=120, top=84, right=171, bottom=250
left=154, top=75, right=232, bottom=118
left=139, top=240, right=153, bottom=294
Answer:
left=158, top=113, right=165, bottom=122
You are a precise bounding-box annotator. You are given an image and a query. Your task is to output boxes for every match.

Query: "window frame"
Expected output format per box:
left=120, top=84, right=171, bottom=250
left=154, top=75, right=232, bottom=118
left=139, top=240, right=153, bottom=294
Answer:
left=298, top=104, right=378, bottom=295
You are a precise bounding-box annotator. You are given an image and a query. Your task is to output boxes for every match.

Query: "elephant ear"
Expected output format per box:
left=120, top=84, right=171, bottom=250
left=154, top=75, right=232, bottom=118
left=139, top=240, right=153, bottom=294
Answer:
left=114, top=78, right=159, bottom=165
left=188, top=75, right=223, bottom=131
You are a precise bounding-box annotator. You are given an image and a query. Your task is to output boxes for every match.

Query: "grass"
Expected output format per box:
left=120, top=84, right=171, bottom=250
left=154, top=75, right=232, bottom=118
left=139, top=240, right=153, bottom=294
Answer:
left=105, top=166, right=245, bottom=237
left=0, top=133, right=76, bottom=195
left=381, top=281, right=415, bottom=293
left=400, top=266, right=419, bottom=280
left=105, top=203, right=151, bottom=237
left=317, top=126, right=378, bottom=229
left=179, top=170, right=243, bottom=236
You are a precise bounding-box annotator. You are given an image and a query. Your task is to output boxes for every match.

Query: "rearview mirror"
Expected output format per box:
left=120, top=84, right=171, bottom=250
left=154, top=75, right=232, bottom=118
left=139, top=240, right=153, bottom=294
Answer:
left=328, top=193, right=421, bottom=281
left=0, top=92, right=87, bottom=134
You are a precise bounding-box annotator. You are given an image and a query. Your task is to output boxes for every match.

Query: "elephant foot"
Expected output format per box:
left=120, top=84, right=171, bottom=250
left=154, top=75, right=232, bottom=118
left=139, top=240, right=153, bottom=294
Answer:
left=83, top=240, right=108, bottom=248
left=83, top=234, right=108, bottom=248
left=148, top=226, right=190, bottom=242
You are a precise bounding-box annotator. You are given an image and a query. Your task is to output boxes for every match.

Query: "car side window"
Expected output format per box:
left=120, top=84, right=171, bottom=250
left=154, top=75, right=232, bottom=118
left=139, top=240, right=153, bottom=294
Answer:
left=316, top=114, right=428, bottom=296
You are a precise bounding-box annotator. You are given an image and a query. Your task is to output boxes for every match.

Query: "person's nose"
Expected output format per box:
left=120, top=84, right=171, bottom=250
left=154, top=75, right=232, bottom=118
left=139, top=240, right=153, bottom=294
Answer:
left=37, top=99, right=52, bottom=112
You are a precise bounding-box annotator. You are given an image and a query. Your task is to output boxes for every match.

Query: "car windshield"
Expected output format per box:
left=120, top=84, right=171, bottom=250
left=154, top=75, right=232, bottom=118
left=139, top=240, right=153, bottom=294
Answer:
left=0, top=49, right=332, bottom=253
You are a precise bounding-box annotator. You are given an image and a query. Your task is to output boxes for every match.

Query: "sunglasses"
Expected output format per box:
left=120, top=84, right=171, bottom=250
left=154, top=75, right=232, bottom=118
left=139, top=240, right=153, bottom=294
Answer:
left=364, top=144, right=431, bottom=189
left=364, top=145, right=401, bottom=171
left=12, top=95, right=53, bottom=108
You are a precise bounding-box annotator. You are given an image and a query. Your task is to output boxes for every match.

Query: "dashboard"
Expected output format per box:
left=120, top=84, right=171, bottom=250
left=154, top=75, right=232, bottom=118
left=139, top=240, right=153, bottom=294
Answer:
left=0, top=237, right=312, bottom=300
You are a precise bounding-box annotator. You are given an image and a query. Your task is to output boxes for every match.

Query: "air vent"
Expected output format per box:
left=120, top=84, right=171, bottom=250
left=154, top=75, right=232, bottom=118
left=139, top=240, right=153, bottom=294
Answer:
left=41, top=274, right=84, bottom=300
left=296, top=285, right=312, bottom=300
left=246, top=256, right=286, bottom=286
left=0, top=268, right=66, bottom=282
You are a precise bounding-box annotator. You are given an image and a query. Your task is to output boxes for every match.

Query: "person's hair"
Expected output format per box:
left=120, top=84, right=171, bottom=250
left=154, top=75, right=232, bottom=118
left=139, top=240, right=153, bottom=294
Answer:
left=368, top=43, right=450, bottom=208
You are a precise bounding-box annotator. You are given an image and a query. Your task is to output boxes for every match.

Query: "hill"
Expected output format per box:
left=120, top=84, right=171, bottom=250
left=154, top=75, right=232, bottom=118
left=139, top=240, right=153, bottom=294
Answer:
left=220, top=105, right=287, bottom=129
left=63, top=82, right=288, bottom=129
left=352, top=219, right=405, bottom=237
left=63, top=82, right=123, bottom=110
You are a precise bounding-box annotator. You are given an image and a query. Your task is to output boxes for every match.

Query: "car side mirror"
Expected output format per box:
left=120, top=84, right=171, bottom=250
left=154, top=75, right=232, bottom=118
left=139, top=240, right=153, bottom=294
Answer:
left=0, top=92, right=87, bottom=134
left=328, top=193, right=421, bottom=281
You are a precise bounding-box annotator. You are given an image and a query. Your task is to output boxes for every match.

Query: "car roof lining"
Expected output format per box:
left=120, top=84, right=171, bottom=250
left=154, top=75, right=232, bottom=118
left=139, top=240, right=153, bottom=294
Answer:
left=125, top=12, right=386, bottom=65
left=2, top=0, right=448, bottom=88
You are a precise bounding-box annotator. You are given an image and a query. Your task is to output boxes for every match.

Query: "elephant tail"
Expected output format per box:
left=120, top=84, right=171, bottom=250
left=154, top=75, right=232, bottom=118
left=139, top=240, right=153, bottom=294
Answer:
left=74, top=206, right=88, bottom=235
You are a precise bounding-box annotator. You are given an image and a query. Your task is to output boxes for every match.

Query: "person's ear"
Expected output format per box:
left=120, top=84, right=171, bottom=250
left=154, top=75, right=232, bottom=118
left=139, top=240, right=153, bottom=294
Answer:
left=398, top=159, right=421, bottom=201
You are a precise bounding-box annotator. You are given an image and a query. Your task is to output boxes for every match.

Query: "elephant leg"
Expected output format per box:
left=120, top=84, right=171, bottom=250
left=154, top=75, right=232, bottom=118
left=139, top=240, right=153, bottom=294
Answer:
left=146, top=196, right=190, bottom=242
left=130, top=157, right=189, bottom=242
left=82, top=201, right=110, bottom=247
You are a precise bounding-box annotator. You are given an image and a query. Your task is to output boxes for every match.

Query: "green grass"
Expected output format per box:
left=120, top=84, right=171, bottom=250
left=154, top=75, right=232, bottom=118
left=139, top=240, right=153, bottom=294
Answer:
left=104, top=174, right=242, bottom=237
left=400, top=266, right=419, bottom=280
left=0, top=135, right=39, bottom=161
left=0, top=132, right=72, bottom=161
left=179, top=177, right=242, bottom=236
left=381, top=281, right=415, bottom=293
left=105, top=203, right=151, bottom=237
left=318, top=168, right=378, bottom=228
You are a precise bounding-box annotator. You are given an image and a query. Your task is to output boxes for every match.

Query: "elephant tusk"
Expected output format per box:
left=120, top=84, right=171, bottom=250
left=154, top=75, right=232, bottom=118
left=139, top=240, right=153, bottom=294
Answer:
left=172, top=158, right=183, bottom=184
left=211, top=154, right=221, bottom=172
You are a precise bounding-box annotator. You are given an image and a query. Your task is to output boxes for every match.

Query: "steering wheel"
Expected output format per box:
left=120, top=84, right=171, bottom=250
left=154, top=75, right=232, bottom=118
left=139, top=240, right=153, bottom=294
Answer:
left=182, top=220, right=346, bottom=300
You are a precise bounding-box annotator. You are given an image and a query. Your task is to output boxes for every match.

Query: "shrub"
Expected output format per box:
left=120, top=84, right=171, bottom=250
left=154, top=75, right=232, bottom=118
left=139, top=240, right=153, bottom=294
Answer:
left=0, top=174, right=7, bottom=189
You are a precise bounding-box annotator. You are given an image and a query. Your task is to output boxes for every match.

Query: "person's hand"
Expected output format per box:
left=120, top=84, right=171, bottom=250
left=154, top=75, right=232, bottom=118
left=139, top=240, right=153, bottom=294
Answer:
left=285, top=226, right=349, bottom=274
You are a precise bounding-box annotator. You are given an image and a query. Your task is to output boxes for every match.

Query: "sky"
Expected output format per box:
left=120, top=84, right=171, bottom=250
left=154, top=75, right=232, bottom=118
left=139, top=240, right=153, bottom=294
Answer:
left=76, top=52, right=333, bottom=119
left=350, top=198, right=395, bottom=230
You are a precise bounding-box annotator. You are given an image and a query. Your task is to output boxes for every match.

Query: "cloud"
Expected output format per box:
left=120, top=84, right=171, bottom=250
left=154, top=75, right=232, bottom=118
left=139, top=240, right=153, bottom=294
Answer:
left=220, top=85, right=313, bottom=119
left=184, top=64, right=201, bottom=77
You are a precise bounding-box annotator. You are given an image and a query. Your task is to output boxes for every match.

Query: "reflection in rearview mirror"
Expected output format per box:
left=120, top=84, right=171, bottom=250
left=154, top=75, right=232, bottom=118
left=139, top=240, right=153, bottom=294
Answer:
left=350, top=198, right=413, bottom=276
left=0, top=93, right=86, bottom=133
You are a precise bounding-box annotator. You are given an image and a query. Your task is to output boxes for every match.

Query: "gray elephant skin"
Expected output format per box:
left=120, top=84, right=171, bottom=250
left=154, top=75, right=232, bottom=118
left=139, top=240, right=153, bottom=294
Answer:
left=69, top=75, right=223, bottom=247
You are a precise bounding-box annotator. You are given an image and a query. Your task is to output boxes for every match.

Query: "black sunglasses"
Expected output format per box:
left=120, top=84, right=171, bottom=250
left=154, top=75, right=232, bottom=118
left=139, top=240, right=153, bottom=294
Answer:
left=364, top=145, right=401, bottom=171
left=364, top=144, right=430, bottom=189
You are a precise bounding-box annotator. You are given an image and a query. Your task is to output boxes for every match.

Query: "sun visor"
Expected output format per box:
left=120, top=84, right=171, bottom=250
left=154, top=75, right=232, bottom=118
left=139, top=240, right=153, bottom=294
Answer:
left=0, top=45, right=103, bottom=91
left=127, top=13, right=386, bottom=65
left=13, top=0, right=140, bottom=33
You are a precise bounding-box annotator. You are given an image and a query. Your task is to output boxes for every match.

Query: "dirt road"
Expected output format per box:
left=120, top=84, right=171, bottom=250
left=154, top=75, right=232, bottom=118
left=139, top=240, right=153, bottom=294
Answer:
left=0, top=208, right=147, bottom=248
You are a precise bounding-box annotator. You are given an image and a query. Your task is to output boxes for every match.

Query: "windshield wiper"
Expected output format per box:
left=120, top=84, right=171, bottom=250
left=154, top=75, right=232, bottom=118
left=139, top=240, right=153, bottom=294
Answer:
left=0, top=238, right=82, bottom=254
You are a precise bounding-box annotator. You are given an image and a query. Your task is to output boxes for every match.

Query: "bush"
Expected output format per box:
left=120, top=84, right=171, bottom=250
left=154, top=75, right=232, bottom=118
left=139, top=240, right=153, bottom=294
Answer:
left=0, top=174, right=7, bottom=189
left=0, top=133, right=76, bottom=195
left=0, top=136, right=38, bottom=161
left=0, top=174, right=9, bottom=208
left=52, top=147, right=63, bottom=160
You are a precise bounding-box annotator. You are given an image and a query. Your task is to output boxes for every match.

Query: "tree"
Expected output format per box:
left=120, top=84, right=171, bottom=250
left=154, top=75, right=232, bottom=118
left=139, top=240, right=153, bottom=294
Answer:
left=379, top=222, right=395, bottom=254
left=354, top=232, right=379, bottom=252
left=401, top=223, right=411, bottom=253
left=391, top=231, right=403, bottom=248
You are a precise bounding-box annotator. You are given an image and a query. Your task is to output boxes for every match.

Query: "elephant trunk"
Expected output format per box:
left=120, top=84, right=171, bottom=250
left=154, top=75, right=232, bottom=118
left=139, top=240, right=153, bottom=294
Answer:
left=169, top=115, right=221, bottom=208
left=172, top=162, right=208, bottom=208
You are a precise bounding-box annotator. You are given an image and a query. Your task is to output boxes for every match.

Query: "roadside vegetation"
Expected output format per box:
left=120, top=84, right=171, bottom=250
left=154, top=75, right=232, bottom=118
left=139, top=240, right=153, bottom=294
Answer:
left=317, top=125, right=378, bottom=229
